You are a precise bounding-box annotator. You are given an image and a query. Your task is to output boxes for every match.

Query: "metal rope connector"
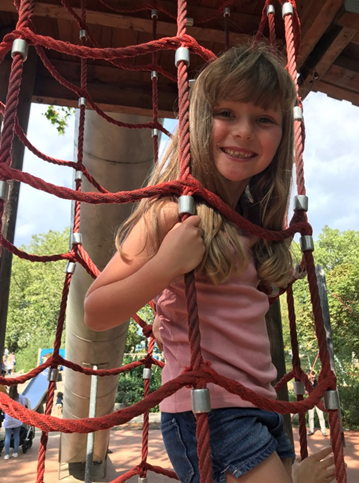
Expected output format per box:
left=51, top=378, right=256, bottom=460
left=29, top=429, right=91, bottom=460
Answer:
left=300, top=235, right=314, bottom=252
left=143, top=368, right=152, bottom=380
left=151, top=71, right=158, bottom=80
left=175, top=47, right=190, bottom=67
left=48, top=368, right=59, bottom=382
left=293, top=381, right=305, bottom=395
left=223, top=7, right=231, bottom=17
left=294, top=195, right=308, bottom=212
left=65, top=262, right=76, bottom=274
left=138, top=478, right=147, bottom=483
left=178, top=195, right=195, bottom=216
left=79, top=29, right=87, bottom=41
left=191, top=388, right=211, bottom=414
left=151, top=9, right=158, bottom=19
left=78, top=97, right=87, bottom=107
left=266, top=5, right=275, bottom=16
left=324, top=389, right=340, bottom=410
left=11, top=39, right=28, bottom=62
left=151, top=129, right=158, bottom=138
left=293, top=106, right=303, bottom=121
left=71, top=233, right=83, bottom=246
left=186, top=18, right=194, bottom=27
left=75, top=170, right=83, bottom=181
left=282, top=2, right=294, bottom=18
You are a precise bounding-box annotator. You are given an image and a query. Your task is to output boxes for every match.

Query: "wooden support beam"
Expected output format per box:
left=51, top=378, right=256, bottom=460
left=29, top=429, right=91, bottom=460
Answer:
left=311, top=78, right=359, bottom=106
left=0, top=0, right=251, bottom=45
left=299, top=25, right=357, bottom=90
left=298, top=0, right=346, bottom=67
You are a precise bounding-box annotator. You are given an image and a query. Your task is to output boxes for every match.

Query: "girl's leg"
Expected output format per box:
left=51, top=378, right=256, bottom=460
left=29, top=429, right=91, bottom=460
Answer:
left=13, top=426, right=21, bottom=453
left=4, top=428, right=12, bottom=455
left=226, top=452, right=292, bottom=483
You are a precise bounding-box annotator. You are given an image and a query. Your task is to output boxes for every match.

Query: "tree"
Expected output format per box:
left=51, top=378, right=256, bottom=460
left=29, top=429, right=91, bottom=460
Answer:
left=281, top=226, right=359, bottom=380
left=43, top=105, right=75, bottom=135
left=6, top=229, right=69, bottom=359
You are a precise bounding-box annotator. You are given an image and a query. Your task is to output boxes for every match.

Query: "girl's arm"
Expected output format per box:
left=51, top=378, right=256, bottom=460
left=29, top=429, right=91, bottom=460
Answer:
left=84, top=206, right=204, bottom=331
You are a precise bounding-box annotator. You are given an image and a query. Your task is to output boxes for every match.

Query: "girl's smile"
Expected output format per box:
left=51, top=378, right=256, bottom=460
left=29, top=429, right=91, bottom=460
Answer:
left=212, top=100, right=283, bottom=203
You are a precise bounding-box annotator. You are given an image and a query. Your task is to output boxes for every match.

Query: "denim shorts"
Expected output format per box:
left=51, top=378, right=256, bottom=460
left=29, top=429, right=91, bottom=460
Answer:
left=161, top=407, right=294, bottom=483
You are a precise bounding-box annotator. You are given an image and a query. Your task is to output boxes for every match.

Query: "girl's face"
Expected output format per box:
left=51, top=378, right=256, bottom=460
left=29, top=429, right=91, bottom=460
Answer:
left=211, top=99, right=283, bottom=205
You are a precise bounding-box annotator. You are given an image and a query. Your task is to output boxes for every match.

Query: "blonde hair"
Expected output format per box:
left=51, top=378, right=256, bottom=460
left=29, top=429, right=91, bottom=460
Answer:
left=117, top=42, right=297, bottom=287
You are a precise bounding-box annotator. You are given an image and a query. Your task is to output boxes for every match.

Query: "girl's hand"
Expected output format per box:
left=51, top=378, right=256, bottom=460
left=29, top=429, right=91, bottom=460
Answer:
left=293, top=447, right=335, bottom=483
left=155, top=215, right=205, bottom=278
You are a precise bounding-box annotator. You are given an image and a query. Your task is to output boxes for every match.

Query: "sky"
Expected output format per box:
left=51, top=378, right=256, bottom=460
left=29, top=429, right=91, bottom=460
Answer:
left=12, top=91, right=359, bottom=248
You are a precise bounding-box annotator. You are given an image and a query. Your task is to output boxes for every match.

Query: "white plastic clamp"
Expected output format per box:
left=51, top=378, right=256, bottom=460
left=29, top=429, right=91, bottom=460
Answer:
left=11, top=39, right=29, bottom=62
left=47, top=368, right=59, bottom=382
left=0, top=180, right=8, bottom=201
left=178, top=195, right=195, bottom=216
left=79, top=29, right=87, bottom=41
left=300, top=235, right=314, bottom=252
left=151, top=70, right=158, bottom=80
left=293, top=106, right=303, bottom=121
left=78, top=97, right=87, bottom=107
left=75, top=170, right=83, bottom=181
left=282, top=2, right=294, bottom=18
left=294, top=195, right=308, bottom=212
left=266, top=5, right=275, bottom=15
left=186, top=18, right=194, bottom=27
left=223, top=7, right=231, bottom=17
left=152, top=129, right=158, bottom=138
left=143, top=368, right=152, bottom=380
left=324, top=389, right=340, bottom=410
left=151, top=9, right=158, bottom=19
left=191, top=388, right=211, bottom=414
left=65, top=262, right=76, bottom=274
left=293, top=381, right=305, bottom=395
left=175, top=47, right=190, bottom=67
left=71, top=233, right=83, bottom=245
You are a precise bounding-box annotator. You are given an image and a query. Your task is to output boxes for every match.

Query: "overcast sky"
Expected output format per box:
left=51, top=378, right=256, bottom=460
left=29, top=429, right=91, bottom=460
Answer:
left=13, top=91, right=359, bottom=248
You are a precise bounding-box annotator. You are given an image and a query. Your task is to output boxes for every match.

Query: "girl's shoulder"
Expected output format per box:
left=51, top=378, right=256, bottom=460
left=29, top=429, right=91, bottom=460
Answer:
left=151, top=198, right=180, bottom=240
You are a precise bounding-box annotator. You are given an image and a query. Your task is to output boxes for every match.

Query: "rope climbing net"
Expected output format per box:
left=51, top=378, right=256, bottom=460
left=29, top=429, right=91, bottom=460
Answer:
left=0, top=1, right=347, bottom=482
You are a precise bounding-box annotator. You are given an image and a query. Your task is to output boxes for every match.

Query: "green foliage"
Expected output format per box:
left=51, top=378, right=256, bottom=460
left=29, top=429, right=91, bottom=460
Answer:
left=116, top=355, right=161, bottom=412
left=6, top=229, right=69, bottom=370
left=43, top=105, right=75, bottom=135
left=281, top=227, right=359, bottom=427
left=125, top=305, right=154, bottom=353
left=338, top=381, right=359, bottom=430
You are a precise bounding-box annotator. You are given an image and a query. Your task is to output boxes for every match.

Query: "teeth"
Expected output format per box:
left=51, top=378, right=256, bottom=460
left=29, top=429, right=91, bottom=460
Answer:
left=223, top=148, right=254, bottom=158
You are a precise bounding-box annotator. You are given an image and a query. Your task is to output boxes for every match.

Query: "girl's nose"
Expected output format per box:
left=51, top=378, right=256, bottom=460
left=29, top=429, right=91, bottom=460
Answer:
left=233, top=119, right=254, bottom=139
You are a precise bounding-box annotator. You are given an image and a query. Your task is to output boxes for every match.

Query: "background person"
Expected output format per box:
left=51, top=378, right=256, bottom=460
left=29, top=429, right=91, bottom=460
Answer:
left=3, top=385, right=28, bottom=459
left=307, top=372, right=327, bottom=436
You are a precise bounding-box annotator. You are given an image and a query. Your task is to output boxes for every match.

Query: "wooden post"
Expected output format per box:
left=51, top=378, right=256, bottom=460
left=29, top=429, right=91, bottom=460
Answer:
left=266, top=299, right=294, bottom=448
left=0, top=47, right=37, bottom=360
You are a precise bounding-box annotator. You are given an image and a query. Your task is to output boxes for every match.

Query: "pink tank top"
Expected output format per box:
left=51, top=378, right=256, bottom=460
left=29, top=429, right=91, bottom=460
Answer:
left=156, top=249, right=277, bottom=413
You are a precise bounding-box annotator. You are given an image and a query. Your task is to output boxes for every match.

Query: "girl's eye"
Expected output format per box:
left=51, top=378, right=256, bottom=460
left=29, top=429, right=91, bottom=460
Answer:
left=214, top=110, right=233, bottom=118
left=258, top=117, right=274, bottom=124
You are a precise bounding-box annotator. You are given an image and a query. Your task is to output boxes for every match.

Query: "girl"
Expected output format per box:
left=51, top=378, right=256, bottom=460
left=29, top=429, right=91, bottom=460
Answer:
left=3, top=385, right=28, bottom=459
left=85, top=43, right=297, bottom=482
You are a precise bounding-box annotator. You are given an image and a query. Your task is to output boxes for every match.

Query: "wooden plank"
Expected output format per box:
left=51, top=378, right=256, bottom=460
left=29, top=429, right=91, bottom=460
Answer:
left=300, top=25, right=357, bottom=85
left=0, top=0, right=256, bottom=45
left=311, top=78, right=359, bottom=106
left=32, top=71, right=178, bottom=118
left=335, top=8, right=359, bottom=29
left=298, top=0, right=346, bottom=67
left=322, top=61, right=359, bottom=91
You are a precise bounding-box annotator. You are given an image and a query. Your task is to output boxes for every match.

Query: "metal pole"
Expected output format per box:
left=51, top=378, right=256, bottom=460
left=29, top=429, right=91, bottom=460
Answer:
left=315, top=264, right=345, bottom=447
left=85, top=365, right=98, bottom=483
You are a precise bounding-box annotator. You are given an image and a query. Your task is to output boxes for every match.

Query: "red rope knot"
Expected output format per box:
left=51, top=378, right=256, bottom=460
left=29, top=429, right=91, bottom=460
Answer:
left=142, top=324, right=153, bottom=338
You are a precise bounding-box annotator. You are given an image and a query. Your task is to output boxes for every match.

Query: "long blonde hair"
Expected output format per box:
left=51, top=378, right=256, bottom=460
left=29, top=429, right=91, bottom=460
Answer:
left=117, top=42, right=297, bottom=287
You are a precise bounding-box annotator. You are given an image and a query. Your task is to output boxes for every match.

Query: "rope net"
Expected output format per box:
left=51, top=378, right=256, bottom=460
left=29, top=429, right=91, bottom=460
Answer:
left=0, top=1, right=347, bottom=482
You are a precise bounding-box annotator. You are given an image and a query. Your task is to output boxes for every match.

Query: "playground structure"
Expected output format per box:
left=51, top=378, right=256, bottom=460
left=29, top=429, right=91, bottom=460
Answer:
left=0, top=1, right=359, bottom=482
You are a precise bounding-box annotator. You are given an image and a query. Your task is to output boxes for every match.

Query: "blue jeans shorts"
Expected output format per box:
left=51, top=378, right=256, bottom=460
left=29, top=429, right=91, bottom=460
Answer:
left=161, top=407, right=294, bottom=483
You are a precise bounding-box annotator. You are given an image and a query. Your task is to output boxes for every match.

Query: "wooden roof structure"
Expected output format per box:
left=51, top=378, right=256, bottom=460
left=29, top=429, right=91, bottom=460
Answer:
left=1, top=0, right=359, bottom=118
